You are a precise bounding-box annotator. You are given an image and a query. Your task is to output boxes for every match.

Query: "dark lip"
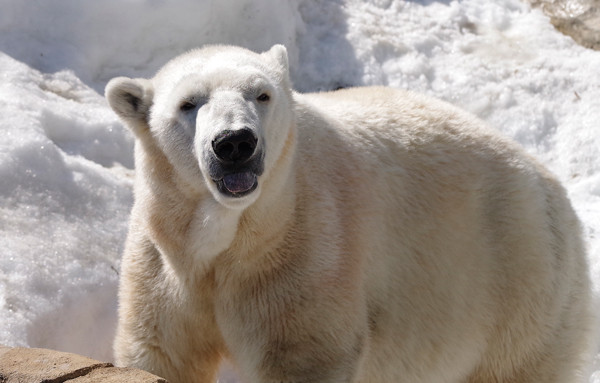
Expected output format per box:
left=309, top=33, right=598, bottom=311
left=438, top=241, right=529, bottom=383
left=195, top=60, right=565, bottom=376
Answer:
left=214, top=175, right=259, bottom=198
left=206, top=148, right=264, bottom=198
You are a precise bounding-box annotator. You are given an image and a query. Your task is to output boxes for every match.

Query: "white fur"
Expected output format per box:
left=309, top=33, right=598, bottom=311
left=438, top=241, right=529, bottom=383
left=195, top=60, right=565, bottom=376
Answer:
left=106, top=45, right=595, bottom=383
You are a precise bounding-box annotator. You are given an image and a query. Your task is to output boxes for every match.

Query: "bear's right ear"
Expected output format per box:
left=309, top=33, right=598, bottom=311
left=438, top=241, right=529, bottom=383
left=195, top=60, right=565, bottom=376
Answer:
left=105, top=77, right=154, bottom=137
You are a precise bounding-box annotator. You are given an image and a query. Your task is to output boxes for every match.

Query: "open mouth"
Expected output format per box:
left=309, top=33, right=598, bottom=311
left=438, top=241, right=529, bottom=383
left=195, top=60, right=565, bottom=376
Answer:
left=214, top=171, right=258, bottom=198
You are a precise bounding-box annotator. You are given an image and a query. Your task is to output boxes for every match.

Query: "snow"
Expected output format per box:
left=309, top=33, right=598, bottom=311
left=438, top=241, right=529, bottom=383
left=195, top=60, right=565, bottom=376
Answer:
left=0, top=0, right=598, bottom=381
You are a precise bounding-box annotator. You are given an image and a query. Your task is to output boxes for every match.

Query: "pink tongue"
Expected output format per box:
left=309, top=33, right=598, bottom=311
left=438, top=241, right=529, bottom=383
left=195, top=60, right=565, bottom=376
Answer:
left=223, top=172, right=256, bottom=193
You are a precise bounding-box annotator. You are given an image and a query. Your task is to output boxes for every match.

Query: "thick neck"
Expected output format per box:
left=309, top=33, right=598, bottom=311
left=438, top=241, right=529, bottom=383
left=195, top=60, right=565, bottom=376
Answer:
left=226, top=122, right=298, bottom=263
left=133, top=118, right=298, bottom=277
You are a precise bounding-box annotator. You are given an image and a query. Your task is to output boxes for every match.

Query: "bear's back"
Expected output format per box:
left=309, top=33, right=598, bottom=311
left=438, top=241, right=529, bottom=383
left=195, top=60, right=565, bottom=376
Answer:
left=291, top=86, right=592, bottom=382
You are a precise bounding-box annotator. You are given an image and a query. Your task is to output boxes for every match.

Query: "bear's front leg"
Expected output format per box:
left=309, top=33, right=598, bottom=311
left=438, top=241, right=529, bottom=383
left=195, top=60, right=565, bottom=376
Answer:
left=216, top=269, right=368, bottom=383
left=115, top=238, right=226, bottom=383
left=254, top=330, right=367, bottom=383
left=114, top=328, right=222, bottom=383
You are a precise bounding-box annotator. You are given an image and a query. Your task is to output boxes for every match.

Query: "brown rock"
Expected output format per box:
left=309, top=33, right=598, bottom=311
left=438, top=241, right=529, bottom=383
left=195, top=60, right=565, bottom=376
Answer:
left=0, top=347, right=111, bottom=383
left=528, top=0, right=600, bottom=50
left=0, top=347, right=169, bottom=383
left=68, top=367, right=168, bottom=383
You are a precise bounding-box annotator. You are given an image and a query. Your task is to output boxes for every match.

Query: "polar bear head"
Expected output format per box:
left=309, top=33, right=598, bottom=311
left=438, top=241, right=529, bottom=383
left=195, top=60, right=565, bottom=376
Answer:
left=106, top=45, right=293, bottom=209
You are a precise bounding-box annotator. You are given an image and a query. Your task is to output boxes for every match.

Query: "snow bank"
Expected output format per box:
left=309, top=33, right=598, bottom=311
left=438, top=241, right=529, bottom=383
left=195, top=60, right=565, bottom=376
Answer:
left=0, top=52, right=132, bottom=360
left=0, top=0, right=599, bottom=380
left=0, top=0, right=301, bottom=92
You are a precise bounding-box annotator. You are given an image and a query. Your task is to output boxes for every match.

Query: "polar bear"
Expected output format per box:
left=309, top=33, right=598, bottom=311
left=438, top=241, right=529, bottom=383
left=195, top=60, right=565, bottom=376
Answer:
left=106, top=45, right=594, bottom=383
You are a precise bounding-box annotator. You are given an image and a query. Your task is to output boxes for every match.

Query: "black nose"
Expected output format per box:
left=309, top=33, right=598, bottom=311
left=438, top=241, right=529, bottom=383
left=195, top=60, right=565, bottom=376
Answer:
left=212, top=128, right=258, bottom=163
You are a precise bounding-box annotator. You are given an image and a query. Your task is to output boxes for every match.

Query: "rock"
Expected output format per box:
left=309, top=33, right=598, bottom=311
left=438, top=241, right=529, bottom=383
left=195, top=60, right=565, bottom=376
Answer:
left=528, top=0, right=600, bottom=50
left=0, top=347, right=167, bottom=383
left=68, top=367, right=167, bottom=383
left=0, top=347, right=110, bottom=383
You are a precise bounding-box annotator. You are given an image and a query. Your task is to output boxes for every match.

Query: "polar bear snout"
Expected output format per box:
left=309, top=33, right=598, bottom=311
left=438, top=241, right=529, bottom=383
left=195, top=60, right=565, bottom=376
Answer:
left=207, top=127, right=264, bottom=199
left=212, top=128, right=258, bottom=163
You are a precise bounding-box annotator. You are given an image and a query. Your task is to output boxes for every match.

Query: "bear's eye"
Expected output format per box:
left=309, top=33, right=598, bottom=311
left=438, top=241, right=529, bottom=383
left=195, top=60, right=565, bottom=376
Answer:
left=180, top=101, right=196, bottom=112
left=257, top=93, right=270, bottom=103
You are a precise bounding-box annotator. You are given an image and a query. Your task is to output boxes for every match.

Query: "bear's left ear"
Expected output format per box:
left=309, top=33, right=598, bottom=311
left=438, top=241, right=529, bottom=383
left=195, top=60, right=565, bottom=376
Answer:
left=263, top=44, right=290, bottom=83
